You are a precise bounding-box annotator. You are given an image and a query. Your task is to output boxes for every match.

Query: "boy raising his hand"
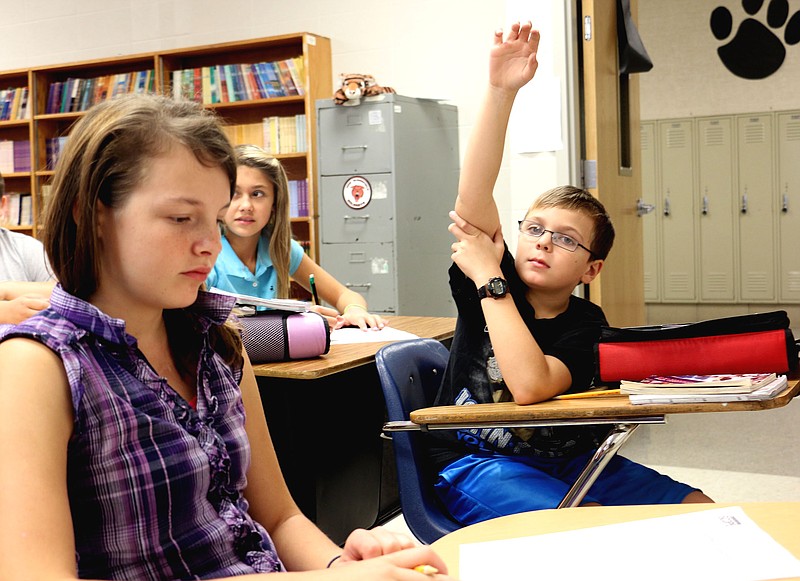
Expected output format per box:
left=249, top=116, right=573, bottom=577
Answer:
left=430, top=22, right=712, bottom=525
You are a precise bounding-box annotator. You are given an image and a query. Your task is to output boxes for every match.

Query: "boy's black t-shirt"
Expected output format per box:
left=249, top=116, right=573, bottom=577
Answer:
left=429, top=247, right=611, bottom=470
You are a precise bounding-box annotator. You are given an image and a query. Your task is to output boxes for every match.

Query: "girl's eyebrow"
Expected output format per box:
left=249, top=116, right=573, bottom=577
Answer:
left=159, top=196, right=203, bottom=207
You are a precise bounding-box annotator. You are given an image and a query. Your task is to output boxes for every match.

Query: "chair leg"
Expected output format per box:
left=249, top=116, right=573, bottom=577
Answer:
left=556, top=423, right=640, bottom=508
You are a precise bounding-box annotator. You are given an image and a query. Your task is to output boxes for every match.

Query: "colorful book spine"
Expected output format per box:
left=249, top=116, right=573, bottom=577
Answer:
left=13, top=140, right=31, bottom=172
left=0, top=140, right=14, bottom=173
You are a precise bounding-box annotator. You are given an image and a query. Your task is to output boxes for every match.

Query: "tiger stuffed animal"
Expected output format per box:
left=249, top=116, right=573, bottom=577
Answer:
left=334, top=73, right=396, bottom=105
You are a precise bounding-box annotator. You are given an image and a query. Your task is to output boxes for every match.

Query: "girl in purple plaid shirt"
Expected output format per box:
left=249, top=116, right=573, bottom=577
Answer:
left=0, top=94, right=450, bottom=580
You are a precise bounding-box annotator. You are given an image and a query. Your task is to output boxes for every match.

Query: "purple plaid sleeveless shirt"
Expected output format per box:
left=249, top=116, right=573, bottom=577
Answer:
left=0, top=286, right=284, bottom=578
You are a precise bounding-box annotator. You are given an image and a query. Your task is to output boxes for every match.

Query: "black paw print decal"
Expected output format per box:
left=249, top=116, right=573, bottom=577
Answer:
left=710, top=0, right=800, bottom=79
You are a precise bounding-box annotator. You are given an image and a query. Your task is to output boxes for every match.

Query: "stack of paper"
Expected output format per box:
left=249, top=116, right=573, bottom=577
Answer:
left=458, top=506, right=800, bottom=581
left=620, top=373, right=777, bottom=395
left=627, top=374, right=788, bottom=405
left=207, top=288, right=310, bottom=313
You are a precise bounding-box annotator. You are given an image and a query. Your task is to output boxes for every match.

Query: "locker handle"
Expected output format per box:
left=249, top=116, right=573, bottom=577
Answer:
left=783, top=193, right=789, bottom=213
left=345, top=282, right=372, bottom=289
left=341, top=145, right=369, bottom=151
left=343, top=214, right=370, bottom=221
left=663, top=198, right=670, bottom=217
left=741, top=193, right=748, bottom=214
left=701, top=195, right=709, bottom=215
left=636, top=199, right=655, bottom=217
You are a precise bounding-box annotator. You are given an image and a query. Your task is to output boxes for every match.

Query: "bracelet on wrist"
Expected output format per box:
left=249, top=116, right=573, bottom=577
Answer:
left=342, top=303, right=367, bottom=314
left=326, top=554, right=342, bottom=568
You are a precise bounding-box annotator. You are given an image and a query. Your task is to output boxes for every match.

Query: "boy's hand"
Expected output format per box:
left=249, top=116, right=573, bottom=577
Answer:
left=490, top=21, right=541, bottom=93
left=448, top=210, right=505, bottom=283
left=0, top=295, right=50, bottom=325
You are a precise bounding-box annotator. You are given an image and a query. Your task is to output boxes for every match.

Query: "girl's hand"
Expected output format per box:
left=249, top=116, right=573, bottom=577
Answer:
left=340, top=304, right=387, bottom=330
left=309, top=304, right=344, bottom=331
left=489, top=20, right=541, bottom=93
left=330, top=528, right=453, bottom=579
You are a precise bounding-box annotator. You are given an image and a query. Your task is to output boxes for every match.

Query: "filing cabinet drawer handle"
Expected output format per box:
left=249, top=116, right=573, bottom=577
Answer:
left=345, top=283, right=372, bottom=289
left=343, top=214, right=370, bottom=221
left=341, top=145, right=369, bottom=150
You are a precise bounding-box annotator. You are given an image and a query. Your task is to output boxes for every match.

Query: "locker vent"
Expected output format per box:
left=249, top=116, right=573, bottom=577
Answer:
left=786, top=271, right=800, bottom=293
left=640, top=126, right=651, bottom=149
left=643, top=273, right=655, bottom=296
left=703, top=125, right=724, bottom=146
left=744, top=123, right=766, bottom=144
left=704, top=272, right=730, bottom=294
left=666, top=126, right=687, bottom=148
left=666, top=272, right=691, bottom=294
left=743, top=272, right=769, bottom=294
left=785, top=121, right=800, bottom=141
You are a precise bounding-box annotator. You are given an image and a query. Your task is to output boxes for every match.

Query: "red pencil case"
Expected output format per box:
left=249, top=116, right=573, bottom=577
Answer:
left=596, top=311, right=798, bottom=383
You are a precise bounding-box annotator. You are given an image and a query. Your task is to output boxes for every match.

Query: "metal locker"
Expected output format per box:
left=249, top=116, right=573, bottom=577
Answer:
left=697, top=117, right=736, bottom=302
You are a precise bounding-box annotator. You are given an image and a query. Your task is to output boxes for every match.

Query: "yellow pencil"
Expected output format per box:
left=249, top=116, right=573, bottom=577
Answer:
left=554, top=388, right=621, bottom=400
left=414, top=565, right=439, bottom=576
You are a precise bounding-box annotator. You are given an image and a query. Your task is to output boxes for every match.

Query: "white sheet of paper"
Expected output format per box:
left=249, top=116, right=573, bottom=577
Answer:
left=329, top=326, right=419, bottom=344
left=459, top=506, right=800, bottom=581
left=509, top=75, right=563, bottom=154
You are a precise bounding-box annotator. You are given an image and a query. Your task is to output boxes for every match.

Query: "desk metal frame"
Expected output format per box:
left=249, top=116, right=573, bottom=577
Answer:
left=384, top=415, right=666, bottom=508
left=385, top=376, right=799, bottom=509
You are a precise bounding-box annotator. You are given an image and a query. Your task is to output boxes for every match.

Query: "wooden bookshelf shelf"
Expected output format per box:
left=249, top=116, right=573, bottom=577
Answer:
left=0, top=32, right=331, bottom=260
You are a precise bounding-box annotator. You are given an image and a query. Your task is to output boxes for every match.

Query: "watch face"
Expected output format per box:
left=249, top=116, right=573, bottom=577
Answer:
left=488, top=277, right=507, bottom=296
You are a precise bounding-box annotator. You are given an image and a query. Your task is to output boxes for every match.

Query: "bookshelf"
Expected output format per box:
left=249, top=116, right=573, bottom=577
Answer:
left=1, top=33, right=331, bottom=271
left=0, top=68, right=34, bottom=232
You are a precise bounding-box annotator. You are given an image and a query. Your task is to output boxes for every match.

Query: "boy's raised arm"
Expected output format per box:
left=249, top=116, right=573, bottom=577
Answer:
left=455, top=22, right=540, bottom=237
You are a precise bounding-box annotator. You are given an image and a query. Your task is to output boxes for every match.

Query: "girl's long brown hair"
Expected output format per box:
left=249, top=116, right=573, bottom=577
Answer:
left=43, top=93, right=243, bottom=367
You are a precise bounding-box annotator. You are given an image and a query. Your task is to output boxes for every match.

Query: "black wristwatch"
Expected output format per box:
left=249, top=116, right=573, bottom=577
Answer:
left=477, top=276, right=509, bottom=300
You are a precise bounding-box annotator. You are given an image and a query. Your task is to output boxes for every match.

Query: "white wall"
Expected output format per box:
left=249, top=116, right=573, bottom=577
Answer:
left=0, top=0, right=577, bottom=255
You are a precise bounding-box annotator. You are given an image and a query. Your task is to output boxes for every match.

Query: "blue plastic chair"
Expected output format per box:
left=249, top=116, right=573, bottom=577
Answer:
left=375, top=338, right=462, bottom=544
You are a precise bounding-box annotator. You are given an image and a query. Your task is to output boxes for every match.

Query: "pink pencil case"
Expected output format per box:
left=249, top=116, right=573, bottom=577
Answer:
left=240, top=310, right=330, bottom=363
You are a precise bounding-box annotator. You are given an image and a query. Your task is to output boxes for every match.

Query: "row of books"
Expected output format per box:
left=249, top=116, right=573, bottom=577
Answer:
left=221, top=115, right=307, bottom=155
left=0, top=87, right=31, bottom=121
left=0, top=192, right=33, bottom=227
left=620, top=372, right=788, bottom=405
left=288, top=179, right=309, bottom=218
left=0, top=140, right=31, bottom=173
left=264, top=114, right=307, bottom=154
left=45, top=70, right=155, bottom=114
left=171, top=57, right=305, bottom=105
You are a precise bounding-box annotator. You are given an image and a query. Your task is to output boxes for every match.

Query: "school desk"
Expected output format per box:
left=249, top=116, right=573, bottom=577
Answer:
left=430, top=502, right=800, bottom=580
left=251, top=315, right=456, bottom=545
left=385, top=375, right=800, bottom=508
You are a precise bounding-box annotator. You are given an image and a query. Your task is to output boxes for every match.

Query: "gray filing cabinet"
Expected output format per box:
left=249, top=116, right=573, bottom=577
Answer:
left=316, top=95, right=459, bottom=316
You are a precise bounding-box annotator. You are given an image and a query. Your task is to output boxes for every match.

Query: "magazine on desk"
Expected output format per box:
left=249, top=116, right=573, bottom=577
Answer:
left=627, top=374, right=788, bottom=404
left=620, top=373, right=777, bottom=395
left=208, top=288, right=311, bottom=313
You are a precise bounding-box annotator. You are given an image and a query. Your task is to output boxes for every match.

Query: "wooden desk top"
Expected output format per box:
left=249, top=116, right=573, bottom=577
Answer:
left=251, top=315, right=456, bottom=379
left=410, top=376, right=800, bottom=426
left=431, top=502, right=800, bottom=579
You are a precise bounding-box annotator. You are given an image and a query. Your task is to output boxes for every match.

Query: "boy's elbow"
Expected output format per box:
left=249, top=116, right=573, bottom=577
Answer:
left=507, top=383, right=551, bottom=406
left=507, top=376, right=568, bottom=405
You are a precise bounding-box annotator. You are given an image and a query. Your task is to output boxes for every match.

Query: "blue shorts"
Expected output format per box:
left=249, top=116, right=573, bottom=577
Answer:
left=435, top=451, right=700, bottom=526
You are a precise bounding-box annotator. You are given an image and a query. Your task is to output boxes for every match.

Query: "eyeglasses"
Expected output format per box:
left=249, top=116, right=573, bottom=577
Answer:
left=518, top=220, right=596, bottom=258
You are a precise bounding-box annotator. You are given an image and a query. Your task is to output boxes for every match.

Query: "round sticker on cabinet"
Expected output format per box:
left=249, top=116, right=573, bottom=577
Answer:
left=342, top=176, right=372, bottom=210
